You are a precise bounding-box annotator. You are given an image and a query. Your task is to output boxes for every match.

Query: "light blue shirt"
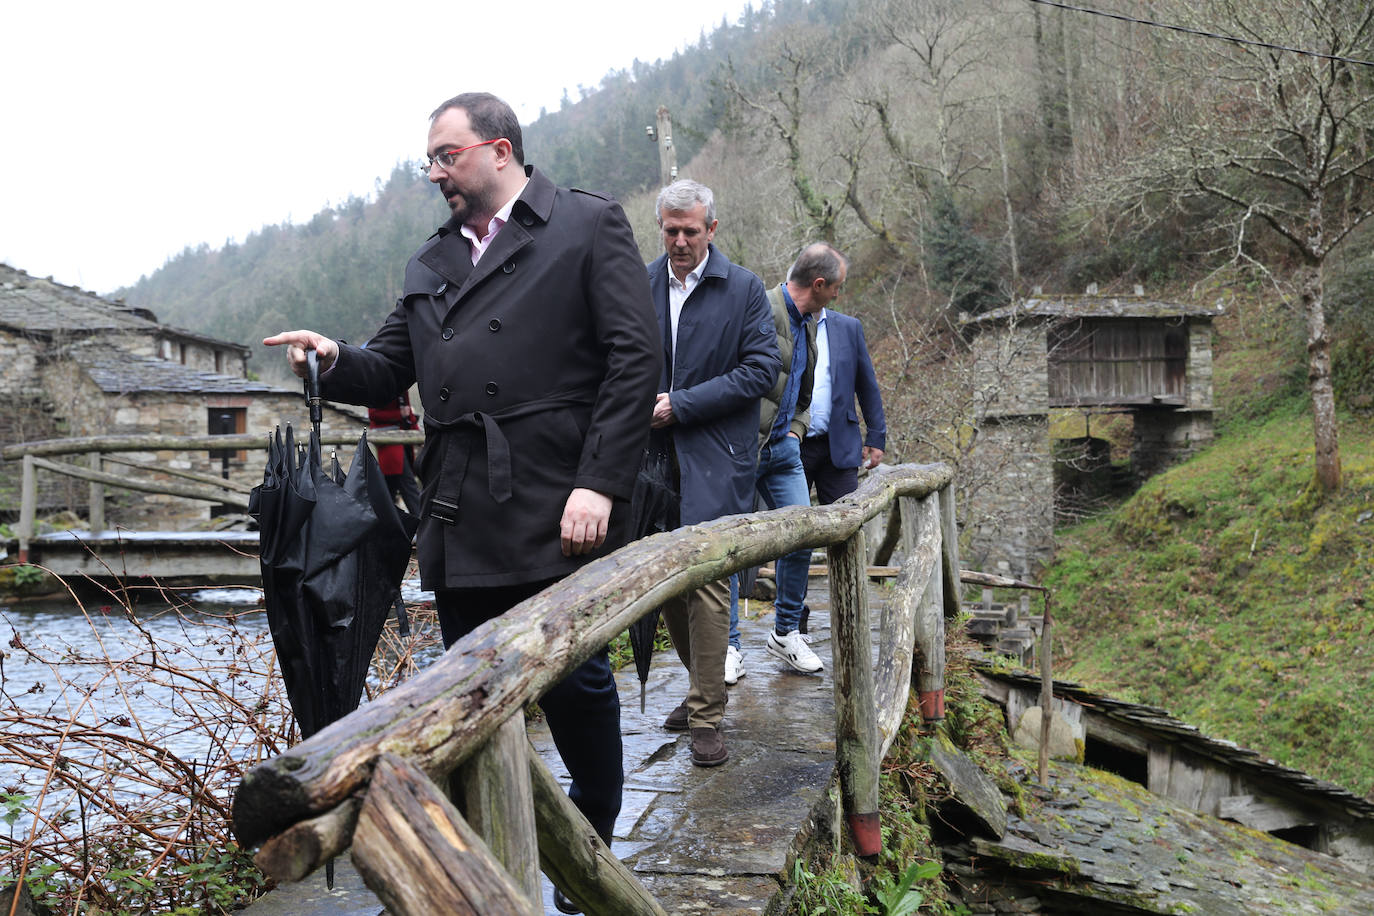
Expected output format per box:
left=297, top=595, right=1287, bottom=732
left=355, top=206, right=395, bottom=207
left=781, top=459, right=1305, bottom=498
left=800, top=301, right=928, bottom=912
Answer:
left=807, top=309, right=832, bottom=436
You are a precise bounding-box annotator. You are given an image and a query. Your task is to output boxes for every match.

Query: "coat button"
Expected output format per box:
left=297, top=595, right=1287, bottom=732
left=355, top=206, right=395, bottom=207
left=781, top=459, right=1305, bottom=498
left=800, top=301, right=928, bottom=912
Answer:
left=442, top=327, right=454, bottom=340
left=502, top=261, right=515, bottom=274
left=438, top=386, right=451, bottom=401
left=485, top=382, right=498, bottom=396
left=520, top=215, right=534, bottom=226
left=488, top=318, right=501, bottom=332
left=436, top=282, right=448, bottom=294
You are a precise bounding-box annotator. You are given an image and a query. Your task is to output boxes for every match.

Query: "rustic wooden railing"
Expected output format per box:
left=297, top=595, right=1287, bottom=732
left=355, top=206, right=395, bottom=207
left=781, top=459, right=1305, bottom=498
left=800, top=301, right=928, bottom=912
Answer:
left=2, top=430, right=423, bottom=562
left=225, top=461, right=961, bottom=915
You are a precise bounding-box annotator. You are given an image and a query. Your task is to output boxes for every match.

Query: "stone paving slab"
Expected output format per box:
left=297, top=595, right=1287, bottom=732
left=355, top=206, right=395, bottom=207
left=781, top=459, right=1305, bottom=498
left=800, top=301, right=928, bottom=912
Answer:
left=530, top=584, right=841, bottom=914
left=947, top=759, right=1374, bottom=914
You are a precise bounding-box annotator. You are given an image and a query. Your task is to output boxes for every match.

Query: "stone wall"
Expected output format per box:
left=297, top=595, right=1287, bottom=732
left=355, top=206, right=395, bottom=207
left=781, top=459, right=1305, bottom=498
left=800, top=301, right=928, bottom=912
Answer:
left=970, top=322, right=1048, bottom=419
left=1131, top=407, right=1215, bottom=482
left=962, top=415, right=1054, bottom=579
left=16, top=361, right=367, bottom=529
left=0, top=330, right=74, bottom=517
left=157, top=336, right=244, bottom=376
left=964, top=324, right=1055, bottom=578
left=1185, top=318, right=1215, bottom=411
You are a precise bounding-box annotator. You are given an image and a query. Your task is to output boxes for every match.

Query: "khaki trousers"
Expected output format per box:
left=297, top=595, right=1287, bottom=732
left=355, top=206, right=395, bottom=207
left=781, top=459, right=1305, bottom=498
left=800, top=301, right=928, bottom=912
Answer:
left=660, top=577, right=730, bottom=728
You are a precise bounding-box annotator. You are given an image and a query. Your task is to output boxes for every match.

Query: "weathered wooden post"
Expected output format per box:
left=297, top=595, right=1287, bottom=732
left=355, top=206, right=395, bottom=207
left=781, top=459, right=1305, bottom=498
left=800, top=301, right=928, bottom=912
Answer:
left=88, top=452, right=105, bottom=534
left=18, top=454, right=36, bottom=563
left=453, top=714, right=540, bottom=903
left=829, top=528, right=881, bottom=857
left=528, top=744, right=668, bottom=916
left=1038, top=591, right=1055, bottom=786
left=937, top=482, right=962, bottom=618
left=351, top=753, right=539, bottom=916
left=654, top=106, right=677, bottom=185
left=875, top=492, right=941, bottom=756
left=907, top=494, right=946, bottom=724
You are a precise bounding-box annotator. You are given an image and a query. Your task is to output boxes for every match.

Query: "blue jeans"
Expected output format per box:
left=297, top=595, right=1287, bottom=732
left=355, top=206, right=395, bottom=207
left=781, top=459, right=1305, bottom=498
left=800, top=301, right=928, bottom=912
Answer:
left=729, top=436, right=812, bottom=646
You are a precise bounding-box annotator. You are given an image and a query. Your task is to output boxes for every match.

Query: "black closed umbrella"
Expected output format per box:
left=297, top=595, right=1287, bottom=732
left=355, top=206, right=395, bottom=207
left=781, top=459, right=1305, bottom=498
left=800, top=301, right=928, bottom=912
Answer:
left=626, top=429, right=678, bottom=713
left=249, top=351, right=419, bottom=740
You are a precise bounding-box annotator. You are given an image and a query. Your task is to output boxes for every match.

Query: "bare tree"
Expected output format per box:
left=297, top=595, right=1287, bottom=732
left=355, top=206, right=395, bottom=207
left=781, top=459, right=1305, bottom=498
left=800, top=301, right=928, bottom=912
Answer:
left=722, top=27, right=846, bottom=243
left=1087, top=0, right=1374, bottom=491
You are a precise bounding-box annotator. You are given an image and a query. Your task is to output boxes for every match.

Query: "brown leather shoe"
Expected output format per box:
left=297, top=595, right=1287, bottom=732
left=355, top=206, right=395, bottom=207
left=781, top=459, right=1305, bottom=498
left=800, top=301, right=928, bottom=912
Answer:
left=663, top=701, right=690, bottom=731
left=690, top=726, right=728, bottom=767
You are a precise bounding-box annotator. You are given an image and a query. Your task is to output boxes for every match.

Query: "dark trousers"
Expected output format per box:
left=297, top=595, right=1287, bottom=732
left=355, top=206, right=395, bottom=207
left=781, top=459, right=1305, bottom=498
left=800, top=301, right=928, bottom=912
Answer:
left=800, top=433, right=858, bottom=505
left=435, top=581, right=623, bottom=843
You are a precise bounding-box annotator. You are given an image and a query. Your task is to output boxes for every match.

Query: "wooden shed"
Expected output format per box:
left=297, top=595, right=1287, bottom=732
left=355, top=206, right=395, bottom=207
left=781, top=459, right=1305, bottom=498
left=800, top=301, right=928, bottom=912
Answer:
left=956, top=292, right=1224, bottom=577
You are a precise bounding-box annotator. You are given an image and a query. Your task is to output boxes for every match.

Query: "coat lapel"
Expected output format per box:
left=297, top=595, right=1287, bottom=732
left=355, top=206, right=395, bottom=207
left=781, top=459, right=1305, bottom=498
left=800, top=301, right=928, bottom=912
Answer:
left=455, top=217, right=532, bottom=302
left=417, top=229, right=473, bottom=291
left=648, top=255, right=674, bottom=387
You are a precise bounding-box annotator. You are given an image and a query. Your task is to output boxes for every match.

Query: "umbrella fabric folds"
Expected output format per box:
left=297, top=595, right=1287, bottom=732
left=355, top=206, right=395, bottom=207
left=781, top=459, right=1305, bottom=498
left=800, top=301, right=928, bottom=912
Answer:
left=626, top=429, right=678, bottom=713
left=250, top=416, right=418, bottom=740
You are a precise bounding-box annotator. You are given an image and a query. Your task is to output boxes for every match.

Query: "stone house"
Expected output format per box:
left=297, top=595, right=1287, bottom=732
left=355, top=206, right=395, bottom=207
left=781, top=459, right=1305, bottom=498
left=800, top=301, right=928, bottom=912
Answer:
left=958, top=292, right=1224, bottom=577
left=0, top=264, right=367, bottom=529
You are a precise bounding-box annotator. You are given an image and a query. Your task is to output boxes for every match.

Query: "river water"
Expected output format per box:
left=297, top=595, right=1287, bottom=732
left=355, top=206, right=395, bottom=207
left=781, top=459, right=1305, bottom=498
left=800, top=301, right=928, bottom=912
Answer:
left=0, top=579, right=438, bottom=835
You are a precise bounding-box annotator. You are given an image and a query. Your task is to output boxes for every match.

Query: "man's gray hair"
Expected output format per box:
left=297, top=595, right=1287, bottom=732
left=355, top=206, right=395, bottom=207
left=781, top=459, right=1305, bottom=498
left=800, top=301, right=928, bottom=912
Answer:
left=655, top=179, right=716, bottom=225
left=788, top=243, right=848, bottom=287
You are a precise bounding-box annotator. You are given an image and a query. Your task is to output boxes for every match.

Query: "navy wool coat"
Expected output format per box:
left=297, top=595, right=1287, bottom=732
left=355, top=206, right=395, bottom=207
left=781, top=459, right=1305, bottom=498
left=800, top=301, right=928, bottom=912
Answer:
left=647, top=245, right=780, bottom=527
left=322, top=167, right=661, bottom=589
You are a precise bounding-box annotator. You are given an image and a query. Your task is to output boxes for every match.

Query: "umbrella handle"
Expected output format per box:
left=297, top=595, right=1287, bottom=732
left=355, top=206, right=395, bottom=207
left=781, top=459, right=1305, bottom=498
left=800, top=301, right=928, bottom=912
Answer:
left=305, top=349, right=323, bottom=431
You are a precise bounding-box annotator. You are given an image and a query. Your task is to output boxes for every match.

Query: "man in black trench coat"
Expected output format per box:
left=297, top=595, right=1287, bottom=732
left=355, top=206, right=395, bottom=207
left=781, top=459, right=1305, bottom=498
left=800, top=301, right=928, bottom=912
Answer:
left=265, top=92, right=660, bottom=913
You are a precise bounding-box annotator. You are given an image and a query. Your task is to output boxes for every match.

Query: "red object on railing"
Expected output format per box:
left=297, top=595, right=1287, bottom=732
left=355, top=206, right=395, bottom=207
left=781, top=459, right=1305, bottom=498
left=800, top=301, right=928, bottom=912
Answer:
left=847, top=812, right=882, bottom=857
left=919, top=689, right=945, bottom=722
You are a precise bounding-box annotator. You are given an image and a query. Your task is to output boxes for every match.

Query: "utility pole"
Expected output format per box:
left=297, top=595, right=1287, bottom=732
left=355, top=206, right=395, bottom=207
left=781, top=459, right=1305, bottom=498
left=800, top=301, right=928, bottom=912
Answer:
left=646, top=105, right=678, bottom=187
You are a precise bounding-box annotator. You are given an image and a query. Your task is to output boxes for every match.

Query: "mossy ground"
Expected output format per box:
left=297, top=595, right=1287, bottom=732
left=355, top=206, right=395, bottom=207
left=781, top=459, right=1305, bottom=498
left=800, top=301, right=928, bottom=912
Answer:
left=1042, top=292, right=1374, bottom=796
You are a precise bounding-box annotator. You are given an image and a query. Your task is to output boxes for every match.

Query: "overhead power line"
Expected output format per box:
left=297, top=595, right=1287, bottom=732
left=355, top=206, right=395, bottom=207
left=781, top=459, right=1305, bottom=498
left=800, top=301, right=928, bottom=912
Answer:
left=1026, top=0, right=1374, bottom=69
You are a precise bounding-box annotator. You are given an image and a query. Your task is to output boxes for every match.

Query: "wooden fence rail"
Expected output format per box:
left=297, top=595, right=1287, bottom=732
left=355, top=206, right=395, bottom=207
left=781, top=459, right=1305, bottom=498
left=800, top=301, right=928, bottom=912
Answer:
left=229, top=461, right=960, bottom=915
left=3, top=430, right=424, bottom=562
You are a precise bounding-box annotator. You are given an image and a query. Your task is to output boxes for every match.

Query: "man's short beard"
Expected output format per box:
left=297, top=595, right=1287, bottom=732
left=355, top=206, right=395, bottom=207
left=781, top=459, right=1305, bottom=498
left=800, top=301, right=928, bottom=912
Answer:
left=442, top=182, right=492, bottom=227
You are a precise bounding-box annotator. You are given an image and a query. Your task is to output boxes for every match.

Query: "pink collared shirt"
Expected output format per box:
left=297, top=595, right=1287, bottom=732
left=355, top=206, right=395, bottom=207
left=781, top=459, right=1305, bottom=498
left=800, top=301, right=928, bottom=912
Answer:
left=460, top=179, right=529, bottom=264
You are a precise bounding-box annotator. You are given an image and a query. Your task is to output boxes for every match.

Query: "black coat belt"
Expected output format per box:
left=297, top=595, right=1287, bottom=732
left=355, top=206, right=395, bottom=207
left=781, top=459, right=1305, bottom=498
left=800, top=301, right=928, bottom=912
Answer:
left=422, top=387, right=599, bottom=525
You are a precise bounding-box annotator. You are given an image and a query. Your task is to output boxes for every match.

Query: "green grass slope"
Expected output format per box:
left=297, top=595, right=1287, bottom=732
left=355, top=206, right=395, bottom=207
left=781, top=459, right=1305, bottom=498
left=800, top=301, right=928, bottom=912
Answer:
left=1042, top=312, right=1374, bottom=796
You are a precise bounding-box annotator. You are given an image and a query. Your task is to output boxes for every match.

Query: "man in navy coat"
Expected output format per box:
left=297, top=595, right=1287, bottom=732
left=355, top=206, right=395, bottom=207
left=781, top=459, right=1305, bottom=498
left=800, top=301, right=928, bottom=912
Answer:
left=799, top=282, right=886, bottom=636
left=646, top=178, right=779, bottom=767
left=265, top=93, right=660, bottom=912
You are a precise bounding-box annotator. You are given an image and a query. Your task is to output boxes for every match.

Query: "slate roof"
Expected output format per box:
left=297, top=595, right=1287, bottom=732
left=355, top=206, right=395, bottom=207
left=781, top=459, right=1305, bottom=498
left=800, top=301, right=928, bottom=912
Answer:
left=0, top=263, right=249, bottom=355
left=976, top=659, right=1374, bottom=820
left=960, top=294, right=1226, bottom=328
left=67, top=343, right=293, bottom=396
left=953, top=758, right=1374, bottom=913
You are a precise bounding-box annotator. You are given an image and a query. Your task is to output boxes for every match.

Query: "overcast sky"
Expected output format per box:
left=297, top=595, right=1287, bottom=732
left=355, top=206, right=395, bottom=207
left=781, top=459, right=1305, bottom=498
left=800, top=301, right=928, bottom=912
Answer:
left=2, top=0, right=752, bottom=294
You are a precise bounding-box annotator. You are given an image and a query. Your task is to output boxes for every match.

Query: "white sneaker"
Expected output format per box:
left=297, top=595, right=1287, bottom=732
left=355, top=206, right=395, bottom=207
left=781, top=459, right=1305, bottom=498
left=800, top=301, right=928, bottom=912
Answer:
left=767, top=630, right=824, bottom=673
left=724, top=645, right=745, bottom=685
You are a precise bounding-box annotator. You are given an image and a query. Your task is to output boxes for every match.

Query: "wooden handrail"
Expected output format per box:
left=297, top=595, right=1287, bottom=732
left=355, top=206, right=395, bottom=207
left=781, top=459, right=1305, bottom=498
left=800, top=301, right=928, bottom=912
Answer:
left=8, top=431, right=975, bottom=914
left=1, top=430, right=424, bottom=461
left=6, top=430, right=424, bottom=560
left=229, top=462, right=958, bottom=914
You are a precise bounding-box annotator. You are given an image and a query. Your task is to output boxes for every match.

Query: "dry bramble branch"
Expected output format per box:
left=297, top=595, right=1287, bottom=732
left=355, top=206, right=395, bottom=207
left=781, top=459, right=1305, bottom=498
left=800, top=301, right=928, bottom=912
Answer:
left=0, top=566, right=440, bottom=914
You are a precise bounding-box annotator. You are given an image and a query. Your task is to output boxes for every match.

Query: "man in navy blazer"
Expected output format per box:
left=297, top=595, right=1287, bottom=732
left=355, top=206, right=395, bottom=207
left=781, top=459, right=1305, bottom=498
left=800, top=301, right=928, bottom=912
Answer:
left=799, top=278, right=885, bottom=636
left=646, top=179, right=780, bottom=767
left=800, top=273, right=887, bottom=505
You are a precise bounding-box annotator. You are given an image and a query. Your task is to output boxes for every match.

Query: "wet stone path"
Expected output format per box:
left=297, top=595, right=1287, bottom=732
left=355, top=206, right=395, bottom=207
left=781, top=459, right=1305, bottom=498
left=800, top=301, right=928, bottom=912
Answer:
left=533, top=583, right=841, bottom=914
